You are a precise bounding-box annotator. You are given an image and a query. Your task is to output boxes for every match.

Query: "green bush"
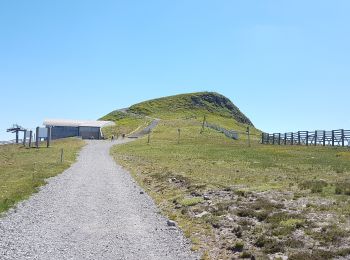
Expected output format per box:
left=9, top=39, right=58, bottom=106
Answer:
left=299, top=180, right=328, bottom=193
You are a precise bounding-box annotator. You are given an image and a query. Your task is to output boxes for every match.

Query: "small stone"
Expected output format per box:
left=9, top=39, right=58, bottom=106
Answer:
left=167, top=220, right=176, bottom=227
left=203, top=195, right=210, bottom=200
left=195, top=211, right=209, bottom=218
left=140, top=191, right=144, bottom=194
left=190, top=191, right=201, bottom=197
left=226, top=216, right=234, bottom=221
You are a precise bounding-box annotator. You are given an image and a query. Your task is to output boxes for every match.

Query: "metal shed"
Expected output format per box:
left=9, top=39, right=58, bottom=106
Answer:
left=43, top=119, right=114, bottom=140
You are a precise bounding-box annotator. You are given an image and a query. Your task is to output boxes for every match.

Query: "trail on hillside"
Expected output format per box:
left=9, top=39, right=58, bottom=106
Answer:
left=0, top=138, right=196, bottom=260
left=128, top=119, right=160, bottom=138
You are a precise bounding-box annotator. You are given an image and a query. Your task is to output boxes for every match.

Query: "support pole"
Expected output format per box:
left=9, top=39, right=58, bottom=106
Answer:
left=177, top=128, right=181, bottom=144
left=36, top=127, right=39, bottom=148
left=47, top=127, right=51, bottom=148
left=278, top=133, right=281, bottom=145
left=323, top=131, right=326, bottom=146
left=342, top=129, right=345, bottom=147
left=16, top=131, right=19, bottom=144
left=306, top=131, right=309, bottom=146
left=332, top=130, right=335, bottom=146
left=284, top=133, right=287, bottom=145
left=23, top=130, right=27, bottom=146
left=29, top=131, right=32, bottom=148
left=200, top=115, right=206, bottom=133
left=60, top=149, right=64, bottom=163
left=298, top=131, right=301, bottom=145
left=291, top=132, right=294, bottom=145
left=314, top=131, right=317, bottom=146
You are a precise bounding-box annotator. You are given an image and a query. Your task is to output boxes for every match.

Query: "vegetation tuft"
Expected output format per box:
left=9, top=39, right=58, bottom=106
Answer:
left=107, top=92, right=350, bottom=259
left=0, top=138, right=84, bottom=214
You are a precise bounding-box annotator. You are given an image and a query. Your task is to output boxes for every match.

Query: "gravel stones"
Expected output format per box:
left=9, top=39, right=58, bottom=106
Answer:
left=0, top=140, right=197, bottom=260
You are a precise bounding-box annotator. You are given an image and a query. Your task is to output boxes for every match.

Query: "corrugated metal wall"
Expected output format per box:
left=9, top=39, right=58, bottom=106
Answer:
left=51, top=126, right=101, bottom=139
left=51, top=126, right=79, bottom=140
left=79, top=126, right=100, bottom=139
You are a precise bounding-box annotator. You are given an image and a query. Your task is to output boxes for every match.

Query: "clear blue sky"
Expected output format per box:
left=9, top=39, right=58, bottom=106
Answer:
left=1, top=1, right=349, bottom=140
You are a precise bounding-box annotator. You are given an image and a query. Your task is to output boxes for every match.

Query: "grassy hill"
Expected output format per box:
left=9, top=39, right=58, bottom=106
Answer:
left=106, top=92, right=350, bottom=259
left=128, top=92, right=254, bottom=125
left=100, top=110, right=151, bottom=138
left=101, top=92, right=259, bottom=140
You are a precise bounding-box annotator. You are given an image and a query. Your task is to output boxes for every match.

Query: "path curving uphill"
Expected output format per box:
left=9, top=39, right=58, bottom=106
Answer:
left=128, top=119, right=160, bottom=139
left=0, top=139, right=197, bottom=260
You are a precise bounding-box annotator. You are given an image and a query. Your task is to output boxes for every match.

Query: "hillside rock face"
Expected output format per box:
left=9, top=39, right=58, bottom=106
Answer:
left=190, top=92, right=253, bottom=126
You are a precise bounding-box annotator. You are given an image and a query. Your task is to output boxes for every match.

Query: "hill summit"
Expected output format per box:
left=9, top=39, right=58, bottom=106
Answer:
left=127, top=92, right=254, bottom=126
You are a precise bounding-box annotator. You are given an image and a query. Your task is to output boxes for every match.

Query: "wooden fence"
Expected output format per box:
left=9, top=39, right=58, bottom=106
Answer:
left=204, top=122, right=239, bottom=140
left=261, top=129, right=350, bottom=147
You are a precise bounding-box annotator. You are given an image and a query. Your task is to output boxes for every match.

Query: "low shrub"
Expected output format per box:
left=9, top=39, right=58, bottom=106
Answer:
left=299, top=180, right=328, bottom=193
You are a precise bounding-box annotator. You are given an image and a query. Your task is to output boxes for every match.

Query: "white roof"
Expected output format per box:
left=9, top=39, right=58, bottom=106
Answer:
left=43, top=119, right=115, bottom=128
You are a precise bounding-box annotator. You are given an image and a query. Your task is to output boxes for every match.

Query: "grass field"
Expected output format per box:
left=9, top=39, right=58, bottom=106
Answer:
left=112, top=118, right=350, bottom=259
left=0, top=138, right=84, bottom=214
left=100, top=110, right=151, bottom=138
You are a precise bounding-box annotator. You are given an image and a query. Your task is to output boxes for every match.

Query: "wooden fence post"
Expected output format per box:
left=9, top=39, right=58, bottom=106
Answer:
left=247, top=127, right=251, bottom=147
left=36, top=127, right=39, bottom=148
left=272, top=134, right=275, bottom=145
left=262, top=133, right=265, bottom=144
left=147, top=130, right=151, bottom=144
left=47, top=127, right=51, bottom=148
left=177, top=128, right=181, bottom=144
left=306, top=131, right=309, bottom=146
left=314, top=131, right=317, bottom=146
left=284, top=133, right=287, bottom=145
left=291, top=132, right=294, bottom=145
left=332, top=130, right=335, bottom=146
left=323, top=131, right=326, bottom=146
left=297, top=131, right=301, bottom=145
left=23, top=130, right=27, bottom=146
left=278, top=133, right=281, bottom=145
left=29, top=131, right=32, bottom=148
left=267, top=134, right=270, bottom=144
left=200, top=115, right=206, bottom=134
left=342, top=129, right=345, bottom=147
left=60, top=148, right=64, bottom=163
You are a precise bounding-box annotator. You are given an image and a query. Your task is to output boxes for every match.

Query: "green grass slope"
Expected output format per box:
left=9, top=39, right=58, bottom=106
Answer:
left=101, top=92, right=257, bottom=139
left=0, top=138, right=84, bottom=214
left=128, top=91, right=254, bottom=126
left=113, top=119, right=350, bottom=259
left=105, top=92, right=350, bottom=259
left=100, top=110, right=151, bottom=138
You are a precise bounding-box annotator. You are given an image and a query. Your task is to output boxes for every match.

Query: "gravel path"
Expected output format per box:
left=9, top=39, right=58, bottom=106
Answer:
left=128, top=119, right=160, bottom=138
left=0, top=140, right=197, bottom=260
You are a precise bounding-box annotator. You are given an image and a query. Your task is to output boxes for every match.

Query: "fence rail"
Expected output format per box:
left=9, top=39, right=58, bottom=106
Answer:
left=262, top=129, right=350, bottom=147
